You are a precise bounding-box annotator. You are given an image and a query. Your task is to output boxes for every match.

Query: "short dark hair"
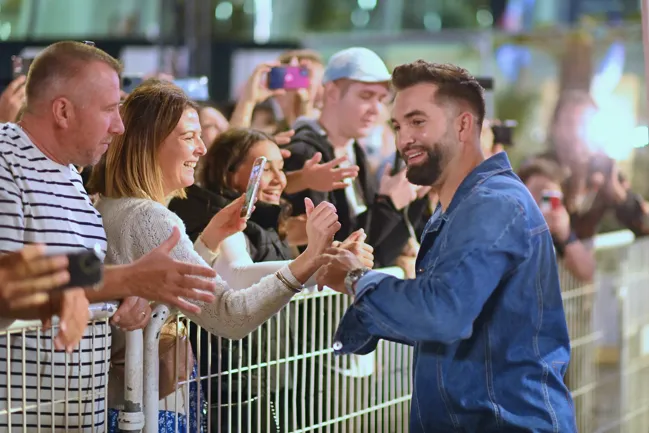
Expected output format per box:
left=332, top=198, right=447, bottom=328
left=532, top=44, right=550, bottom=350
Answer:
left=26, top=41, right=122, bottom=107
left=391, top=60, right=486, bottom=126
left=200, top=128, right=275, bottom=193
left=517, top=158, right=565, bottom=185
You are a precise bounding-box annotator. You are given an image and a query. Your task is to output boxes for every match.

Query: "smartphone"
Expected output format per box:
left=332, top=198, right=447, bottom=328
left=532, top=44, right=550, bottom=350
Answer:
left=267, top=66, right=310, bottom=90
left=174, top=76, right=210, bottom=101
left=492, top=120, right=517, bottom=147
left=11, top=56, right=34, bottom=79
left=540, top=190, right=563, bottom=213
left=121, top=76, right=144, bottom=94
left=240, top=157, right=267, bottom=219
left=476, top=77, right=494, bottom=91
left=57, top=247, right=103, bottom=291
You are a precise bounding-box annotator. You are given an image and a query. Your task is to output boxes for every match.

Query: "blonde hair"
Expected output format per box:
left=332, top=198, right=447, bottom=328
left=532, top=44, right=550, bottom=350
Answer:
left=88, top=81, right=198, bottom=204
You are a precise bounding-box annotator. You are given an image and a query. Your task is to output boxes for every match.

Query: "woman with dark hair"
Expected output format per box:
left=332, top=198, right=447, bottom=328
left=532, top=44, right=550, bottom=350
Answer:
left=89, top=81, right=344, bottom=432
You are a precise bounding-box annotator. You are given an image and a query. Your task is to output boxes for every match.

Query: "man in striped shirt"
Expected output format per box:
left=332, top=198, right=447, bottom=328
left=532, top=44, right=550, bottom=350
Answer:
left=0, top=41, right=218, bottom=432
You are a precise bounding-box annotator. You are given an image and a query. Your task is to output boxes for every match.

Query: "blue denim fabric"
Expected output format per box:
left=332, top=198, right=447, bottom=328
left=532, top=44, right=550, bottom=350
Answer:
left=334, top=153, right=576, bottom=432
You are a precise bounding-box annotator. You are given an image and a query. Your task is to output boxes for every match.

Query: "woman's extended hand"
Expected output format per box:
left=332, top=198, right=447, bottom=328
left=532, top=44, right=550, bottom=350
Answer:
left=303, top=198, right=341, bottom=256
left=201, top=195, right=249, bottom=251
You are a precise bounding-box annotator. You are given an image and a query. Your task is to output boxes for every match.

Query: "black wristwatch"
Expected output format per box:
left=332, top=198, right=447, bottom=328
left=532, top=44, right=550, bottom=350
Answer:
left=344, top=267, right=371, bottom=296
left=554, top=231, right=579, bottom=257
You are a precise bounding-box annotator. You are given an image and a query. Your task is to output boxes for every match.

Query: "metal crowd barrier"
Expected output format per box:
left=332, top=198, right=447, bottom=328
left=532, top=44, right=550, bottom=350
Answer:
left=3, top=234, right=649, bottom=432
left=0, top=302, right=118, bottom=432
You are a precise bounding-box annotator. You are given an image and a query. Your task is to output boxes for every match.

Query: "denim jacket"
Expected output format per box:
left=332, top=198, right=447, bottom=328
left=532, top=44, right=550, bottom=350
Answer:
left=333, top=153, right=576, bottom=432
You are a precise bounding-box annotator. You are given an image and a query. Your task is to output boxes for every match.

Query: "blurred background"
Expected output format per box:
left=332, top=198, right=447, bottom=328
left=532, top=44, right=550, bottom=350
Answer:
left=0, top=0, right=646, bottom=185
left=1, top=3, right=648, bottom=431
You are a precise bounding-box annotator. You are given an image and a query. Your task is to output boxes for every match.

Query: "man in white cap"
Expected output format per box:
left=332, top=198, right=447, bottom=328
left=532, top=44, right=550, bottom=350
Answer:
left=284, top=47, right=419, bottom=267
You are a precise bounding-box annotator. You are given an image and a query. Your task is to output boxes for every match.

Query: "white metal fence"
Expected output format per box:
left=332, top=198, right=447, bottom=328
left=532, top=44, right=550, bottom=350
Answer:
left=3, top=234, right=649, bottom=432
left=0, top=302, right=118, bottom=433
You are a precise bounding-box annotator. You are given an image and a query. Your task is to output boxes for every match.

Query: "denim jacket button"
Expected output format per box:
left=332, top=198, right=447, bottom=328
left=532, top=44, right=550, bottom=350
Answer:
left=333, top=341, right=343, bottom=350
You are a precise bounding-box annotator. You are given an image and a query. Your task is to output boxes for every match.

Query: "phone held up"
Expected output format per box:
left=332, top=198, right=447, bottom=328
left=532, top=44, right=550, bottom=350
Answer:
left=240, top=156, right=267, bottom=219
left=11, top=56, right=34, bottom=79
left=540, top=190, right=563, bottom=213
left=56, top=245, right=104, bottom=291
left=267, top=66, right=310, bottom=90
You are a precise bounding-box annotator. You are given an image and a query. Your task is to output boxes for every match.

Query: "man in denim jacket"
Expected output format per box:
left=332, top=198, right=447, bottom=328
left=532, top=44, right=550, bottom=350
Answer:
left=315, top=61, right=577, bottom=432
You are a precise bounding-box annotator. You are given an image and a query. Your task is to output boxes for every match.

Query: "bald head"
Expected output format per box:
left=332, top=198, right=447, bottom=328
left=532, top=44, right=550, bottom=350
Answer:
left=25, top=41, right=122, bottom=110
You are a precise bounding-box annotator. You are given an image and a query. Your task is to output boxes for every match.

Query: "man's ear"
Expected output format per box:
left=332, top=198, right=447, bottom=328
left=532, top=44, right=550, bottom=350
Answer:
left=324, top=82, right=340, bottom=104
left=456, top=111, right=474, bottom=144
left=52, top=97, right=73, bottom=129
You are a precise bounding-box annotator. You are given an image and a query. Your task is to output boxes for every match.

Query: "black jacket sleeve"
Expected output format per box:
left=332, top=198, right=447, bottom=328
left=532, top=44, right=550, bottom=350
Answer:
left=371, top=196, right=429, bottom=268
left=284, top=135, right=329, bottom=216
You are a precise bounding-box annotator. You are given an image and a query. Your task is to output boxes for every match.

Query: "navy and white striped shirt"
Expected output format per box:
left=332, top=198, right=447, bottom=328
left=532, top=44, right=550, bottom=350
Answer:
left=0, top=123, right=110, bottom=432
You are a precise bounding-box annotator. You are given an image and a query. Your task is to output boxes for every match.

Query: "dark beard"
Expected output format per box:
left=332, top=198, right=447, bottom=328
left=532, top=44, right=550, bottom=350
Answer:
left=405, top=147, right=443, bottom=186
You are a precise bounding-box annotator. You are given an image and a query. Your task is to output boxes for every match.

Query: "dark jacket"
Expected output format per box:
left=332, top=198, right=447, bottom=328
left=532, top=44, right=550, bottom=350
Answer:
left=335, top=153, right=575, bottom=432
left=168, top=185, right=293, bottom=262
left=283, top=119, right=409, bottom=267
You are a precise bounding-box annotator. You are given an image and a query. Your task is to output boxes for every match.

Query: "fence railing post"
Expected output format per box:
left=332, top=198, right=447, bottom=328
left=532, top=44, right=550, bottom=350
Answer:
left=143, top=305, right=170, bottom=433
left=118, top=330, right=145, bottom=432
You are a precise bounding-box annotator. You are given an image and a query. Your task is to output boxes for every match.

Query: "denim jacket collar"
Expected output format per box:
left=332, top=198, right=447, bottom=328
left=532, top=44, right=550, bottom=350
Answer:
left=423, top=153, right=514, bottom=237
left=445, top=152, right=514, bottom=217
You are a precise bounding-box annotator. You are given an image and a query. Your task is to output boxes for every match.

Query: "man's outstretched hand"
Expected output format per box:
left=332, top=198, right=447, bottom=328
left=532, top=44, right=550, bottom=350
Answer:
left=315, top=248, right=365, bottom=294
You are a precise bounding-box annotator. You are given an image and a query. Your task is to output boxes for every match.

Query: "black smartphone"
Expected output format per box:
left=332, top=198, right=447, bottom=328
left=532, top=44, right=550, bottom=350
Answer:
left=240, top=156, right=267, bottom=219
left=121, top=76, right=144, bottom=94
left=477, top=77, right=494, bottom=91
left=57, top=248, right=103, bottom=291
left=492, top=120, right=517, bottom=147
left=11, top=55, right=34, bottom=79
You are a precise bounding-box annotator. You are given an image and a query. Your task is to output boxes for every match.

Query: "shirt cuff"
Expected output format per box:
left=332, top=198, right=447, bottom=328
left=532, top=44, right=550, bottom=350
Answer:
left=194, top=237, right=220, bottom=267
left=354, top=270, right=391, bottom=301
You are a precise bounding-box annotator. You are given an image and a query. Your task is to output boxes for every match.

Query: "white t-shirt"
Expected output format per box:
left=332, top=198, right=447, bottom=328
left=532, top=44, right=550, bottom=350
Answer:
left=0, top=123, right=110, bottom=432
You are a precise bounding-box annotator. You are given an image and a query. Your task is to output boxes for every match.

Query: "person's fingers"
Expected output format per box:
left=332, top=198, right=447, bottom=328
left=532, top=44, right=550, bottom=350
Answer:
left=313, top=254, right=335, bottom=268
left=14, top=249, right=67, bottom=280
left=304, top=197, right=315, bottom=217
left=6, top=270, right=70, bottom=296
left=26, top=255, right=69, bottom=279
left=163, top=294, right=201, bottom=315
left=14, top=243, right=47, bottom=263
left=309, top=201, right=337, bottom=221
left=111, top=296, right=138, bottom=325
left=222, top=195, right=246, bottom=217
left=174, top=276, right=217, bottom=302
left=323, top=155, right=350, bottom=169
left=346, top=229, right=365, bottom=243
left=332, top=167, right=359, bottom=181
left=174, top=261, right=217, bottom=279
left=11, top=84, right=26, bottom=102
left=8, top=292, right=50, bottom=310
left=157, top=227, right=181, bottom=255
left=304, top=152, right=323, bottom=168
left=280, top=149, right=291, bottom=158
left=6, top=75, right=26, bottom=94
left=315, top=212, right=339, bottom=229
left=330, top=182, right=348, bottom=190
